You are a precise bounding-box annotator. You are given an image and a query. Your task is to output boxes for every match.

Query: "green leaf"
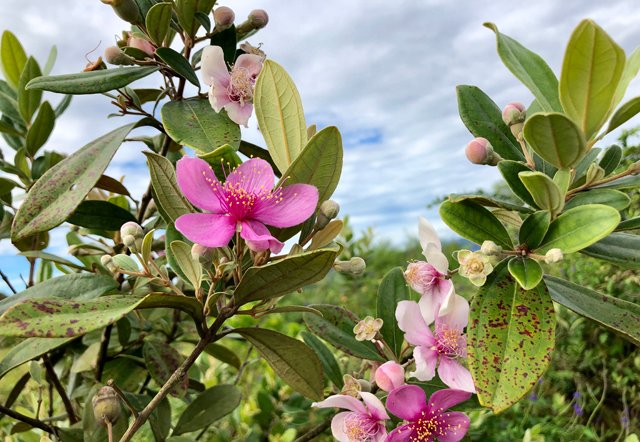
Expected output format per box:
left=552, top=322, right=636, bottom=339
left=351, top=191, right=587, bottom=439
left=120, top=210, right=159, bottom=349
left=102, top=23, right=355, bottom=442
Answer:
left=498, top=160, right=538, bottom=208
left=564, top=189, right=630, bottom=211
left=456, top=85, right=524, bottom=161
left=581, top=232, right=640, bottom=269
left=25, top=101, right=55, bottom=156
left=175, top=0, right=197, bottom=37
left=612, top=47, right=640, bottom=108
left=0, top=91, right=23, bottom=123
left=144, top=151, right=193, bottom=223
left=136, top=293, right=205, bottom=333
left=66, top=200, right=136, bottom=230
left=559, top=19, right=625, bottom=140
left=170, top=240, right=202, bottom=289
left=301, top=331, right=343, bottom=389
left=606, top=96, right=640, bottom=134
left=209, top=25, right=237, bottom=64
left=376, top=267, right=409, bottom=358
left=235, top=328, right=324, bottom=401
left=254, top=59, right=307, bottom=174
left=95, top=175, right=130, bottom=196
left=544, top=275, right=640, bottom=346
left=518, top=171, right=564, bottom=215
left=141, top=229, right=154, bottom=263
left=155, top=47, right=199, bottom=88
left=145, top=2, right=173, bottom=45
left=0, top=273, right=117, bottom=315
left=507, top=257, right=543, bottom=290
left=571, top=147, right=602, bottom=187
left=143, top=340, right=188, bottom=397
left=204, top=343, right=241, bottom=370
left=12, top=123, right=136, bottom=241
left=1, top=31, right=27, bottom=88
left=165, top=225, right=193, bottom=283
left=43, top=45, right=57, bottom=76
left=523, top=113, right=588, bottom=169
left=0, top=337, right=73, bottom=378
left=234, top=246, right=339, bottom=305
left=594, top=175, right=640, bottom=190
left=112, top=254, right=139, bottom=273
left=439, top=200, right=513, bottom=249
left=468, top=261, right=555, bottom=413
left=448, top=193, right=533, bottom=214
left=599, top=145, right=622, bottom=176
left=26, top=67, right=158, bottom=94
left=17, top=57, right=43, bottom=123
left=484, top=23, right=562, bottom=112
left=518, top=210, right=550, bottom=249
left=173, top=385, right=241, bottom=435
left=303, top=304, right=385, bottom=362
left=536, top=204, right=620, bottom=254
left=197, top=144, right=242, bottom=180
left=161, top=98, right=240, bottom=153
left=616, top=217, right=640, bottom=232
left=18, top=251, right=90, bottom=271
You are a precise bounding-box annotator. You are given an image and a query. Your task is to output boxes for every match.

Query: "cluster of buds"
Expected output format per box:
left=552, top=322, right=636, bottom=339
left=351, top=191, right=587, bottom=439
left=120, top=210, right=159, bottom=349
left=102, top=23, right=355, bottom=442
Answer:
left=104, top=31, right=155, bottom=66
left=333, top=256, right=366, bottom=276
left=315, top=200, right=340, bottom=230
left=236, top=9, right=269, bottom=39
left=120, top=221, right=144, bottom=252
left=465, top=137, right=502, bottom=166
left=502, top=102, right=527, bottom=139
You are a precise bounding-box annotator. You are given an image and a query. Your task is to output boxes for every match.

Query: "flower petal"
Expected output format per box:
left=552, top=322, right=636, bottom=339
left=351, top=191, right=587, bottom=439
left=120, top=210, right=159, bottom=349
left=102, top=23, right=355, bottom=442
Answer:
left=436, top=412, right=471, bottom=442
left=201, top=45, right=230, bottom=87
left=410, top=346, right=438, bottom=382
left=253, top=184, right=319, bottom=228
left=396, top=301, right=435, bottom=347
left=240, top=220, right=284, bottom=253
left=436, top=359, right=476, bottom=393
left=226, top=158, right=275, bottom=194
left=437, top=295, right=469, bottom=330
left=419, top=216, right=441, bottom=251
left=209, top=84, right=232, bottom=113
left=175, top=213, right=235, bottom=248
left=428, top=389, right=473, bottom=414
left=386, top=385, right=427, bottom=421
left=386, top=425, right=417, bottom=442
left=176, top=157, right=224, bottom=213
left=224, top=101, right=254, bottom=127
left=424, top=243, right=448, bottom=274
left=234, top=53, right=263, bottom=78
left=312, top=394, right=366, bottom=414
left=329, top=412, right=351, bottom=442
left=360, top=392, right=389, bottom=420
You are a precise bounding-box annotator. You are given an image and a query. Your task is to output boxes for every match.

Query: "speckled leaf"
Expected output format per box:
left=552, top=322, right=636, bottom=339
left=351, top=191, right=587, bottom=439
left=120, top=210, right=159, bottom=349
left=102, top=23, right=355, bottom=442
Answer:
left=234, top=245, right=339, bottom=305
left=144, top=151, right=193, bottom=223
left=377, top=267, right=409, bottom=358
left=581, top=232, right=640, bottom=269
left=508, top=257, right=543, bottom=290
left=564, top=189, right=630, bottom=211
left=254, top=60, right=307, bottom=174
left=173, top=385, right=241, bottom=435
left=143, top=340, right=188, bottom=397
left=468, top=261, right=555, bottom=413
left=303, top=304, right=384, bottom=362
left=544, top=275, right=640, bottom=346
left=523, top=113, right=588, bottom=169
left=26, top=67, right=158, bottom=94
left=161, top=98, right=240, bottom=153
left=518, top=210, right=550, bottom=249
left=0, top=337, right=73, bottom=378
left=439, top=200, right=513, bottom=249
left=0, top=295, right=146, bottom=338
left=11, top=123, right=136, bottom=242
left=301, top=331, right=343, bottom=389
left=236, top=328, right=324, bottom=401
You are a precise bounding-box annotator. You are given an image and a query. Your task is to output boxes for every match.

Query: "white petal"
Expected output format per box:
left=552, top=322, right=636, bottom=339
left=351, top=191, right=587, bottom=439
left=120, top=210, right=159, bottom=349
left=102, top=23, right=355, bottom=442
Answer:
left=419, top=216, right=441, bottom=251
left=201, top=45, right=229, bottom=86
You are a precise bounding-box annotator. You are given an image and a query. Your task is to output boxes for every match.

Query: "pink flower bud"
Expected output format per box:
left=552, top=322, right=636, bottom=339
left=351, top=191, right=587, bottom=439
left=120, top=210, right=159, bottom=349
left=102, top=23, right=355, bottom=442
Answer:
left=214, top=6, right=235, bottom=30
left=374, top=361, right=405, bottom=392
left=127, top=33, right=156, bottom=56
left=501, top=102, right=526, bottom=125
left=104, top=46, right=134, bottom=66
left=248, top=9, right=269, bottom=28
left=465, top=137, right=501, bottom=166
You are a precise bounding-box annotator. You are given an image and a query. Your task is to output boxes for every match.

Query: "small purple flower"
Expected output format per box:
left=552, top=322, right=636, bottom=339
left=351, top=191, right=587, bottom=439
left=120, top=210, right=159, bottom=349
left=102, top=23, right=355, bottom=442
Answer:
left=312, top=392, right=389, bottom=441
left=386, top=385, right=471, bottom=442
left=175, top=157, right=318, bottom=254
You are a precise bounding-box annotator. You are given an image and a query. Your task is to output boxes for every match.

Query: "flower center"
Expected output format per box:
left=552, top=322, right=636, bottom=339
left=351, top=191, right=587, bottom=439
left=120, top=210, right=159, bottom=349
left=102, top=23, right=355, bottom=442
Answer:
left=435, top=326, right=465, bottom=358
left=468, top=259, right=484, bottom=273
left=344, top=412, right=378, bottom=442
left=411, top=411, right=441, bottom=441
left=228, top=67, right=255, bottom=105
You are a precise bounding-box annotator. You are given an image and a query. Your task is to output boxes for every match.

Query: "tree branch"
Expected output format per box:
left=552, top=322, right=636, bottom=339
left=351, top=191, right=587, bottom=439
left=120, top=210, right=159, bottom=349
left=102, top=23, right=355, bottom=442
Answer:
left=43, top=355, right=79, bottom=424
left=95, top=324, right=113, bottom=382
left=0, top=403, right=57, bottom=435
left=0, top=268, right=17, bottom=294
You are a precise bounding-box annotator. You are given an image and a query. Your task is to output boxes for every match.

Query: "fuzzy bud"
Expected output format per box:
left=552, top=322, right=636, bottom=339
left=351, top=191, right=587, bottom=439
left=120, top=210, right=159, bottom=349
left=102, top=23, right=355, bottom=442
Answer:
left=100, top=255, right=118, bottom=272
left=585, top=163, right=606, bottom=186
left=481, top=240, right=502, bottom=256
left=628, top=160, right=640, bottom=174
left=100, top=0, right=143, bottom=25
left=374, top=361, right=405, bottom=393
left=104, top=46, right=134, bottom=66
left=120, top=222, right=144, bottom=251
left=122, top=234, right=138, bottom=250
left=502, top=102, right=526, bottom=138
left=248, top=9, right=269, bottom=28
left=127, top=35, right=155, bottom=56
left=213, top=6, right=235, bottom=30
left=465, top=137, right=502, bottom=166
left=191, top=243, right=215, bottom=264
left=316, top=200, right=340, bottom=229
left=544, top=248, right=563, bottom=264
left=334, top=257, right=366, bottom=276
left=91, top=386, right=121, bottom=425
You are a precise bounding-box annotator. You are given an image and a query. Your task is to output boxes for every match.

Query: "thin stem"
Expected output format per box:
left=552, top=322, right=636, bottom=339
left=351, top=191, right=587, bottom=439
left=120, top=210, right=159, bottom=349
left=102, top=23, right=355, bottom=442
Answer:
left=43, top=355, right=79, bottom=424
left=0, top=268, right=17, bottom=294
left=567, top=168, right=637, bottom=197
left=0, top=403, right=57, bottom=434
left=233, top=345, right=254, bottom=385
left=294, top=417, right=333, bottom=442
left=95, top=324, right=113, bottom=382
left=107, top=420, right=114, bottom=442
left=518, top=138, right=536, bottom=169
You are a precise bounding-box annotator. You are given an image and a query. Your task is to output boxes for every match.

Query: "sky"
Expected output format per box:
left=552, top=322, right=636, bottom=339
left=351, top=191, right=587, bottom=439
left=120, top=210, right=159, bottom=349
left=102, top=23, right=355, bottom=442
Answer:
left=1, top=0, right=640, bottom=290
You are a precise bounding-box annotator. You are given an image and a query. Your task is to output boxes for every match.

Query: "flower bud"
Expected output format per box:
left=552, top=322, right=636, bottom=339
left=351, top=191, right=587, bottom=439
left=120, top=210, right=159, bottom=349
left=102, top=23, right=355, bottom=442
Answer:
left=248, top=9, right=269, bottom=28
left=213, top=6, right=235, bottom=30
left=334, top=257, right=366, bottom=276
left=122, top=234, right=138, bottom=250
left=127, top=34, right=155, bottom=56
left=502, top=102, right=526, bottom=138
left=357, top=379, right=372, bottom=392
left=544, top=248, right=563, bottom=264
left=341, top=374, right=361, bottom=397
left=465, top=137, right=502, bottom=166
left=353, top=316, right=383, bottom=341
left=191, top=243, right=215, bottom=264
left=585, top=163, right=605, bottom=186
left=374, top=361, right=405, bottom=393
left=91, top=386, right=121, bottom=425
left=316, top=200, right=340, bottom=229
left=628, top=160, right=640, bottom=174
left=481, top=240, right=502, bottom=256
left=104, top=46, right=134, bottom=66
left=101, top=255, right=118, bottom=272
left=120, top=222, right=144, bottom=251
left=100, top=0, right=143, bottom=25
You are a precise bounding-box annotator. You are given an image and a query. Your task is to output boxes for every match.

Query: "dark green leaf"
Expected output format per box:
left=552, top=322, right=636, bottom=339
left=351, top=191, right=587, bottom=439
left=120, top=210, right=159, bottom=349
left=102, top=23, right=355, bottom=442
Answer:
left=146, top=2, right=173, bottom=45
left=156, top=47, right=200, bottom=88
left=122, top=393, right=171, bottom=442
left=66, top=200, right=136, bottom=230
left=616, top=217, right=640, bottom=232
left=94, top=175, right=130, bottom=196
left=439, top=200, right=513, bottom=249
left=210, top=25, right=237, bottom=64
left=0, top=337, right=74, bottom=378
left=143, top=340, right=188, bottom=397
left=204, top=343, right=241, bottom=370
left=144, top=151, right=193, bottom=223
left=518, top=210, right=550, bottom=249
left=26, top=67, right=158, bottom=94
left=599, top=145, right=622, bottom=176
left=173, top=385, right=241, bottom=435
left=25, top=101, right=55, bottom=156
left=17, top=57, right=43, bottom=123
left=581, top=232, right=640, bottom=269
left=301, top=331, right=343, bottom=389
left=448, top=194, right=533, bottom=213
left=376, top=267, right=409, bottom=358
left=564, top=189, right=630, bottom=211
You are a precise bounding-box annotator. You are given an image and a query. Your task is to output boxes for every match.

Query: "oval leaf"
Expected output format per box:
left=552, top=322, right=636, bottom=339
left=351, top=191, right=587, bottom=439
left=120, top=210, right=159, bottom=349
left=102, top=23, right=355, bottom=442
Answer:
left=155, top=47, right=199, bottom=88
left=301, top=331, right=343, bottom=389
left=518, top=210, right=550, bottom=249
left=518, top=171, right=564, bottom=215
left=146, top=2, right=173, bottom=45
left=1, top=31, right=27, bottom=88
left=376, top=267, right=409, bottom=359
left=581, top=232, right=640, bottom=269
left=172, top=385, right=241, bottom=435
left=26, top=66, right=158, bottom=94
left=143, top=340, right=188, bottom=397
left=0, top=337, right=74, bottom=379
left=599, top=145, right=622, bottom=176
left=439, top=200, right=513, bottom=249
left=523, top=112, right=587, bottom=169
left=170, top=240, right=202, bottom=289
left=564, top=189, right=630, bottom=211
left=25, top=101, right=55, bottom=156
left=67, top=200, right=137, bottom=230
left=18, top=57, right=43, bottom=123
left=507, top=257, right=543, bottom=290
left=144, top=151, right=193, bottom=223
left=607, top=96, right=640, bottom=134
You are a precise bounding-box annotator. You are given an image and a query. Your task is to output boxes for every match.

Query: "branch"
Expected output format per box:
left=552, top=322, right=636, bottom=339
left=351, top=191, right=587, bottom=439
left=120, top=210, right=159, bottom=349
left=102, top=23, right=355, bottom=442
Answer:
left=43, top=356, right=79, bottom=424
left=0, top=403, right=57, bottom=435
left=294, top=417, right=333, bottom=442
left=95, top=324, right=113, bottom=382
left=0, top=268, right=16, bottom=294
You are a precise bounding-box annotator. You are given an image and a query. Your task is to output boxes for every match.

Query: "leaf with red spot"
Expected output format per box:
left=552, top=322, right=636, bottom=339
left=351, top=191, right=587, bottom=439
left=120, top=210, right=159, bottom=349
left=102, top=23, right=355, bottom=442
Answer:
left=467, top=260, right=556, bottom=413
left=143, top=340, right=188, bottom=397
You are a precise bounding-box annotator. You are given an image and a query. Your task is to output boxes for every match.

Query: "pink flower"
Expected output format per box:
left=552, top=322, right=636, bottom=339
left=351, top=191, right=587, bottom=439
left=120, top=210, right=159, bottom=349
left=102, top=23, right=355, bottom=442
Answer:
left=174, top=157, right=318, bottom=254
left=396, top=296, right=475, bottom=393
left=127, top=32, right=155, bottom=55
left=374, top=361, right=405, bottom=393
left=201, top=45, right=263, bottom=127
left=386, top=385, right=471, bottom=442
left=312, top=392, right=389, bottom=442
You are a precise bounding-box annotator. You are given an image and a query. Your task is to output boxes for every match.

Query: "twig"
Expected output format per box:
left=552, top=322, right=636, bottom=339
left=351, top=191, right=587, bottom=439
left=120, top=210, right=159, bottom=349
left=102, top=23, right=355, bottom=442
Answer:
left=95, top=324, right=113, bottom=382
left=0, top=268, right=17, bottom=294
left=294, top=417, right=333, bottom=442
left=107, top=379, right=139, bottom=418
left=43, top=356, right=79, bottom=424
left=233, top=345, right=254, bottom=385
left=0, top=403, right=57, bottom=435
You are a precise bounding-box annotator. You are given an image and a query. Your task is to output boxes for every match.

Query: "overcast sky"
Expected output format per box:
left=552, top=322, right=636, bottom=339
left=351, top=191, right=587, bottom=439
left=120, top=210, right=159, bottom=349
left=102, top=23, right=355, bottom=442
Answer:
left=2, top=0, right=640, bottom=289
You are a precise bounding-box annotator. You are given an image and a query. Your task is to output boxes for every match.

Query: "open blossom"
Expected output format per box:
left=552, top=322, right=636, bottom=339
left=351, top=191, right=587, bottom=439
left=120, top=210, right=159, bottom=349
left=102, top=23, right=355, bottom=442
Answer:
left=386, top=385, right=471, bottom=442
left=175, top=157, right=318, bottom=254
left=312, top=392, right=389, bottom=442
left=353, top=316, right=383, bottom=341
left=201, top=45, right=262, bottom=127
left=456, top=250, right=493, bottom=287
left=396, top=296, right=475, bottom=393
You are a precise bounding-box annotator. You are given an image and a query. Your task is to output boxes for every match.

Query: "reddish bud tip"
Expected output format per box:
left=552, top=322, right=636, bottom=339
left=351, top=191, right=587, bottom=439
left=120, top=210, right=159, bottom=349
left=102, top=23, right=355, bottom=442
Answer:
left=248, top=9, right=269, bottom=28
left=502, top=102, right=526, bottom=126
left=214, top=6, right=235, bottom=29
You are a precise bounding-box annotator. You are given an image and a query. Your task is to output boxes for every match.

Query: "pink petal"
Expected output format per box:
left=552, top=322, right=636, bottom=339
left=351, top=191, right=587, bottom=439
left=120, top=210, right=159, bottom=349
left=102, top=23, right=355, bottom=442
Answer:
left=410, top=346, right=438, bottom=382
left=437, top=358, right=476, bottom=393
left=386, top=425, right=417, bottom=442
left=386, top=385, right=427, bottom=421
left=436, top=412, right=471, bottom=442
left=417, top=294, right=441, bottom=326
left=176, top=157, right=224, bottom=213
left=396, top=301, right=435, bottom=347
left=360, top=392, right=389, bottom=420
left=371, top=427, right=389, bottom=442
left=329, top=412, right=351, bottom=442
left=437, top=295, right=469, bottom=330
left=253, top=184, right=319, bottom=228
left=312, top=395, right=366, bottom=414
left=240, top=220, right=284, bottom=253
left=419, top=216, right=441, bottom=251
left=226, top=158, right=275, bottom=194
left=201, top=46, right=230, bottom=87
left=234, top=53, right=263, bottom=78
left=209, top=83, right=232, bottom=113
left=428, top=389, right=473, bottom=414
left=175, top=213, right=235, bottom=248
left=224, top=101, right=254, bottom=127
left=424, top=243, right=449, bottom=274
